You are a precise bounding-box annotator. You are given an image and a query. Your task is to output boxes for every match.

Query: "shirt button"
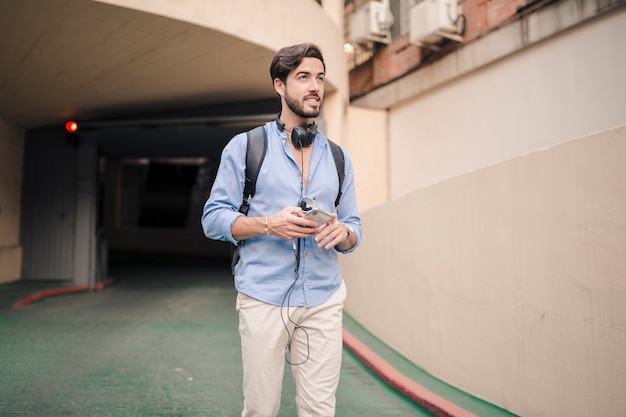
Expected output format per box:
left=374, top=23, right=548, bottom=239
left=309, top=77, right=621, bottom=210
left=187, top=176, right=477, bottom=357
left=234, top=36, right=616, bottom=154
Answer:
left=304, top=251, right=309, bottom=256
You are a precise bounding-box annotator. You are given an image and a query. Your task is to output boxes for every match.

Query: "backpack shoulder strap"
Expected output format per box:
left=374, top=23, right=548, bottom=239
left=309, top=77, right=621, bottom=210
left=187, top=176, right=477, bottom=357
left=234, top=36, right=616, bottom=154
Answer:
left=328, top=139, right=345, bottom=210
left=232, top=125, right=267, bottom=275
left=240, top=125, right=267, bottom=215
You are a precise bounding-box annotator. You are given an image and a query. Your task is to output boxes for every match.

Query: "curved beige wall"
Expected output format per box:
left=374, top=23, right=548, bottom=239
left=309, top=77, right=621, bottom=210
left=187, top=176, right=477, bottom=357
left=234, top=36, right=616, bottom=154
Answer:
left=94, top=0, right=349, bottom=147
left=94, top=0, right=347, bottom=100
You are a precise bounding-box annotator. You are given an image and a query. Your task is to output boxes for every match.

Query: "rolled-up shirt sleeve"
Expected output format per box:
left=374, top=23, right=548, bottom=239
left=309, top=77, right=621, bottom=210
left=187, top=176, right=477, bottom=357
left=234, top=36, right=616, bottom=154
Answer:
left=201, top=133, right=246, bottom=245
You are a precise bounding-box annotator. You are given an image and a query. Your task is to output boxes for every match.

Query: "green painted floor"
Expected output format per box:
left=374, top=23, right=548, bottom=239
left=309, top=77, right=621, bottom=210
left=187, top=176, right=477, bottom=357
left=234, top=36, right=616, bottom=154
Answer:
left=0, top=258, right=434, bottom=417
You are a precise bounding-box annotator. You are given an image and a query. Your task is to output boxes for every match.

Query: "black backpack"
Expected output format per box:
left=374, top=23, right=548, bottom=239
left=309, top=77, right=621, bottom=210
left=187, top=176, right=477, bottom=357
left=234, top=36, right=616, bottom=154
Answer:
left=231, top=125, right=345, bottom=273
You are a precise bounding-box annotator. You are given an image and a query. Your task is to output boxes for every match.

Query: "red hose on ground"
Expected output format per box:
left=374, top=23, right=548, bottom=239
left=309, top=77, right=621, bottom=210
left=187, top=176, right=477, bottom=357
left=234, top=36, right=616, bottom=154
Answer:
left=342, top=328, right=479, bottom=417
left=11, top=278, right=115, bottom=309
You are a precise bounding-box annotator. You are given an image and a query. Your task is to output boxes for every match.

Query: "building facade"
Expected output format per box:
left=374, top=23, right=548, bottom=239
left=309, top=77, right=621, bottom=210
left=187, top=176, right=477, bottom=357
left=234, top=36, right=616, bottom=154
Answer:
left=342, top=0, right=626, bottom=416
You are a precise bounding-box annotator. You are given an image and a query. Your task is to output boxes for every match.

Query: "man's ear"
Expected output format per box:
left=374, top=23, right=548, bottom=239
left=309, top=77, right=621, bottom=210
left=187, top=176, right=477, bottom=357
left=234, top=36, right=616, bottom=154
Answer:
left=273, top=78, right=285, bottom=97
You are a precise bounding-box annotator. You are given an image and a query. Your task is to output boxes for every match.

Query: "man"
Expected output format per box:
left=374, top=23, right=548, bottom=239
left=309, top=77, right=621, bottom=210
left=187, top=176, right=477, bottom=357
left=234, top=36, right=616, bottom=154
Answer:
left=201, top=43, right=361, bottom=417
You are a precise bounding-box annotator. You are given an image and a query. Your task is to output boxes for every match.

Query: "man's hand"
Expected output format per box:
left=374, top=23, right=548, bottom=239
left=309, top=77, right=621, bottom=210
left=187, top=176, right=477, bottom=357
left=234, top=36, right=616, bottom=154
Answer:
left=313, top=216, right=349, bottom=250
left=267, top=206, right=320, bottom=240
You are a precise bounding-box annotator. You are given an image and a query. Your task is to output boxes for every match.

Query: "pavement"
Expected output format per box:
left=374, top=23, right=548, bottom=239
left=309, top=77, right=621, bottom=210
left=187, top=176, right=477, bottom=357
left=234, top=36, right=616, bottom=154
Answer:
left=0, top=256, right=517, bottom=417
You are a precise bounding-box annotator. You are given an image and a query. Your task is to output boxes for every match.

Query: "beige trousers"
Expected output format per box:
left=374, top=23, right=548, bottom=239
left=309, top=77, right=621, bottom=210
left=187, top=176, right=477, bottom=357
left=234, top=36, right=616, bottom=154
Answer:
left=236, top=281, right=347, bottom=417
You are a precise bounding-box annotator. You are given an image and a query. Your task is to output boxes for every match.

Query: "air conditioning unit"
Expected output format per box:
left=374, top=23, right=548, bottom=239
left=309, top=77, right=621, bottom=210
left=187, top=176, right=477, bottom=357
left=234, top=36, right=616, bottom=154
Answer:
left=409, top=0, right=463, bottom=49
left=348, top=0, right=394, bottom=46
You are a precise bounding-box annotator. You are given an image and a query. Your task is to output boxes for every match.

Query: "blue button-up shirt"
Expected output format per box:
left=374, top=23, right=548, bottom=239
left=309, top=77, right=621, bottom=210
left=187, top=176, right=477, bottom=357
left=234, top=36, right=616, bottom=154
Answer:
left=201, top=121, right=361, bottom=307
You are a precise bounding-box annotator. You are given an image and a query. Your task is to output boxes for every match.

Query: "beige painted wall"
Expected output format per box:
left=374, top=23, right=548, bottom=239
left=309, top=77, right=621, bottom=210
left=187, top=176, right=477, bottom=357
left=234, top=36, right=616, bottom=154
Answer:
left=343, top=106, right=388, bottom=212
left=0, top=117, right=23, bottom=284
left=339, top=5, right=626, bottom=417
left=342, top=124, right=626, bottom=417
left=388, top=6, right=626, bottom=198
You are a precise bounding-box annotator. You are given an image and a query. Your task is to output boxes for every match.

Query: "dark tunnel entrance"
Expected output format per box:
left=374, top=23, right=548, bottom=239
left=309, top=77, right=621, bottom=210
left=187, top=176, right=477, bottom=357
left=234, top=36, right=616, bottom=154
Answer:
left=135, top=160, right=204, bottom=229
left=20, top=99, right=280, bottom=284
left=96, top=104, right=280, bottom=269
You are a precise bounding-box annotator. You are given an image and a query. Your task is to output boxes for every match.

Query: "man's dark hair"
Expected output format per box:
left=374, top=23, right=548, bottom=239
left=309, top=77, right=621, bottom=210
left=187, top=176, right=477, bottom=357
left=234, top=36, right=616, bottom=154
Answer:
left=269, top=43, right=326, bottom=84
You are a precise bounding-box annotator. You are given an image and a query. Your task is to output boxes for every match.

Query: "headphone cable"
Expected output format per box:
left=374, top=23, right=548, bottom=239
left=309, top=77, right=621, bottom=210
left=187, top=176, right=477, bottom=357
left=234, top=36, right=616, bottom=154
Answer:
left=279, top=143, right=310, bottom=365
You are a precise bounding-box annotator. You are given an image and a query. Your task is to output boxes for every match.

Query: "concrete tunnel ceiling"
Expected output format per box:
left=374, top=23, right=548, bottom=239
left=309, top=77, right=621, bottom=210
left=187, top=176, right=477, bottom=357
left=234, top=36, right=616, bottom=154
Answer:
left=0, top=0, right=282, bottom=133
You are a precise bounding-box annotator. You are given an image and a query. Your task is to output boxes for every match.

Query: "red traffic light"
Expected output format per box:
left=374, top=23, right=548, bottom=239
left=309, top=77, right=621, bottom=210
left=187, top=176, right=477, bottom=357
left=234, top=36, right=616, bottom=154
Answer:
left=65, top=120, right=78, bottom=133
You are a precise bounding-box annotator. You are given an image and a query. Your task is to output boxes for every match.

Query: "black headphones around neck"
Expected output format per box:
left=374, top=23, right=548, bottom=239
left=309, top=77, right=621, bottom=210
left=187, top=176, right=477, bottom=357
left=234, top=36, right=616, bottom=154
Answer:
left=276, top=114, right=317, bottom=148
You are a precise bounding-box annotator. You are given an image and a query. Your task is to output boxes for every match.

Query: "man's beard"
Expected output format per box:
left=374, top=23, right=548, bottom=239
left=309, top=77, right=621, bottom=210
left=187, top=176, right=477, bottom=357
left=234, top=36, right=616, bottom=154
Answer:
left=285, top=89, right=321, bottom=119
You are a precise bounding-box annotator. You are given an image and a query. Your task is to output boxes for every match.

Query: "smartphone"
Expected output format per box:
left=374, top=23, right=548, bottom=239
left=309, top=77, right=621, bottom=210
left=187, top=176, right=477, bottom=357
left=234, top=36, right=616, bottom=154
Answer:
left=303, top=208, right=333, bottom=225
